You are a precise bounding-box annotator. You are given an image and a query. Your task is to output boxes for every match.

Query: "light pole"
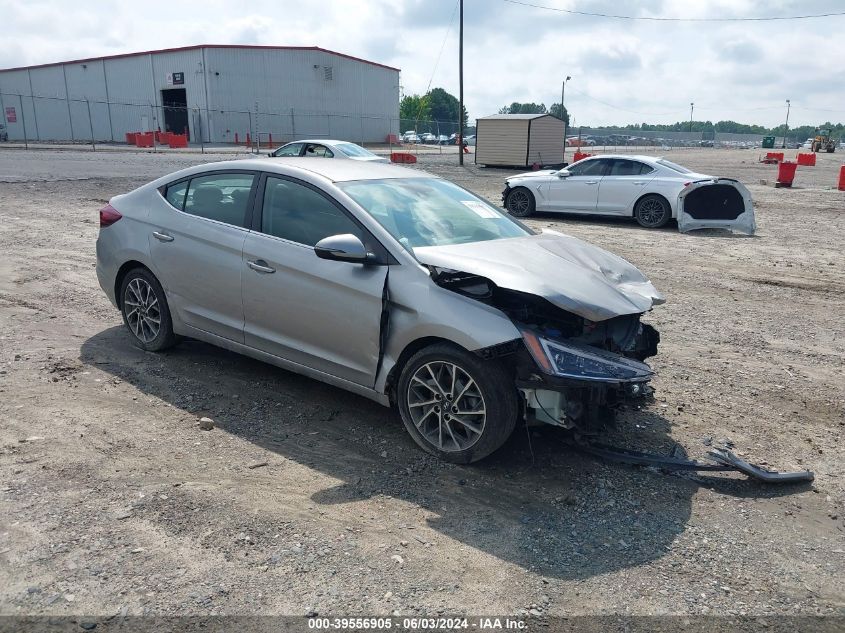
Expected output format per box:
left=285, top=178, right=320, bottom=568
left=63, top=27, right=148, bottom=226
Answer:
left=458, top=0, right=464, bottom=166
left=561, top=75, right=570, bottom=162
left=689, top=102, right=694, bottom=133
left=782, top=99, right=790, bottom=148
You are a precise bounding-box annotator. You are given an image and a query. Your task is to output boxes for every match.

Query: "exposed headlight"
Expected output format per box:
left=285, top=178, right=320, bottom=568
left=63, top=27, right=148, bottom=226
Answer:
left=521, top=328, right=653, bottom=383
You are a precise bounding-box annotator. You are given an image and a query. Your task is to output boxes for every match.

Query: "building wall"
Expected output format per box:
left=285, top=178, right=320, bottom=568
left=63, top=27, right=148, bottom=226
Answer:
left=528, top=116, right=565, bottom=165
left=475, top=118, right=530, bottom=166
left=0, top=47, right=399, bottom=143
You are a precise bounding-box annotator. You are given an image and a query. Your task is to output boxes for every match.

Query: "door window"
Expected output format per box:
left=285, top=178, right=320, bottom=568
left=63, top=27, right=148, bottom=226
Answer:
left=183, top=173, right=255, bottom=227
left=567, top=159, right=609, bottom=177
left=608, top=159, right=654, bottom=176
left=304, top=144, right=334, bottom=158
left=260, top=177, right=362, bottom=246
left=274, top=143, right=303, bottom=157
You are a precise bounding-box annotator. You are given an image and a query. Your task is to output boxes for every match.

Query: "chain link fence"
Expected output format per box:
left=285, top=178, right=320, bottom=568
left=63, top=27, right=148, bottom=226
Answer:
left=0, top=92, right=472, bottom=152
left=2, top=93, right=808, bottom=152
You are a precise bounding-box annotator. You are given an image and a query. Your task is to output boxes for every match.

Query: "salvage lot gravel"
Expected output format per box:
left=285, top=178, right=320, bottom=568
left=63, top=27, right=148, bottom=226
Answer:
left=0, top=146, right=843, bottom=619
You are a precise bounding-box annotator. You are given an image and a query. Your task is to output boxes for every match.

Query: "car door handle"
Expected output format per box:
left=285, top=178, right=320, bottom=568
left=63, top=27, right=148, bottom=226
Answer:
left=247, top=259, right=275, bottom=274
left=152, top=231, right=174, bottom=242
left=585, top=180, right=599, bottom=185
left=633, top=181, right=646, bottom=185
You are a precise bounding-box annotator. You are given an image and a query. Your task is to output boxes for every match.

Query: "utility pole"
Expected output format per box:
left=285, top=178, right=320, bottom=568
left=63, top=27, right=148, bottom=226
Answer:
left=782, top=99, right=791, bottom=148
left=458, top=0, right=464, bottom=166
left=561, top=75, right=570, bottom=162
left=689, top=102, right=694, bottom=133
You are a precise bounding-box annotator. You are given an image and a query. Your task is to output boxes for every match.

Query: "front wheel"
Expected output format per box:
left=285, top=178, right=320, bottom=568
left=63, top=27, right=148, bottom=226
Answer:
left=505, top=187, right=535, bottom=218
left=396, top=343, right=518, bottom=463
left=634, top=194, right=671, bottom=229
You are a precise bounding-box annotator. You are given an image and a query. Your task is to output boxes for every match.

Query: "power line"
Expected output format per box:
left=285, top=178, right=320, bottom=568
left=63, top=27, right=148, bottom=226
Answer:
left=567, top=86, right=683, bottom=117
left=501, top=0, right=845, bottom=21
left=413, top=0, right=459, bottom=124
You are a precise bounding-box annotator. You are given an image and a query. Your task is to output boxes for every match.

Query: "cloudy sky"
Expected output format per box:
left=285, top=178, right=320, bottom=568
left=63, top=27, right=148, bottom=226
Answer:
left=1, top=0, right=844, bottom=127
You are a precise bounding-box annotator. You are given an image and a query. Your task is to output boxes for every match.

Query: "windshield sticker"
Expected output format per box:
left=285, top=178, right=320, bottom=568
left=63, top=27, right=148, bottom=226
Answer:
left=461, top=200, right=500, bottom=218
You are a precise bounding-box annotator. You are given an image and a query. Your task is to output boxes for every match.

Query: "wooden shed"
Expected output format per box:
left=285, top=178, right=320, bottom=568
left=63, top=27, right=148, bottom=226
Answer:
left=474, top=114, right=565, bottom=167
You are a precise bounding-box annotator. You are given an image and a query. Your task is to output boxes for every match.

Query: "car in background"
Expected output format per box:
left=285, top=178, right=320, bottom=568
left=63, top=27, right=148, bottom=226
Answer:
left=420, top=132, right=437, bottom=144
left=0, top=123, right=7, bottom=142
left=402, top=132, right=421, bottom=144
left=502, top=154, right=755, bottom=234
left=95, top=158, right=663, bottom=463
left=436, top=134, right=450, bottom=144
left=269, top=140, right=387, bottom=163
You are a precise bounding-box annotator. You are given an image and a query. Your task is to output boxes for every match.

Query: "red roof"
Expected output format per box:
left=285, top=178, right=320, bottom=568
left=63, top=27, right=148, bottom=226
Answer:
left=0, top=44, right=400, bottom=73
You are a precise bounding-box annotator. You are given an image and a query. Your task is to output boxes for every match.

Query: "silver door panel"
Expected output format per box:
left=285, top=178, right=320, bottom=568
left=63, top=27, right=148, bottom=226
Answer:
left=242, top=232, right=387, bottom=387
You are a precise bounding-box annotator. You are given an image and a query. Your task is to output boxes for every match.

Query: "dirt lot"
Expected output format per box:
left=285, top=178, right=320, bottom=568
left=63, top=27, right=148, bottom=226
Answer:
left=0, top=146, right=843, bottom=620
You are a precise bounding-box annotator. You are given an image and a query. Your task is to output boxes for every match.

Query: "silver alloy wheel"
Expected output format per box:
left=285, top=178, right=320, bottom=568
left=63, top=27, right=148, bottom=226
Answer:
left=507, top=189, right=531, bottom=215
left=406, top=361, right=486, bottom=452
left=637, top=197, right=668, bottom=226
left=123, top=278, right=161, bottom=343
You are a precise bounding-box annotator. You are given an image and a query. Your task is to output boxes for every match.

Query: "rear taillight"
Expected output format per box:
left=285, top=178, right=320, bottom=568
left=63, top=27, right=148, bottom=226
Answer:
left=99, top=204, right=122, bottom=227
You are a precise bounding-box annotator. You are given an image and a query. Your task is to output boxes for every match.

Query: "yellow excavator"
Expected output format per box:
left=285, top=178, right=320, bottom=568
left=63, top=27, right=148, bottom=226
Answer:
left=811, top=128, right=836, bottom=153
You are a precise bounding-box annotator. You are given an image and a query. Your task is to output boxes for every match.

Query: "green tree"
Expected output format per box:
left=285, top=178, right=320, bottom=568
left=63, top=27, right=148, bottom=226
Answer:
left=399, top=94, right=430, bottom=125
left=498, top=102, right=547, bottom=114
left=548, top=103, right=569, bottom=126
left=427, top=87, right=468, bottom=127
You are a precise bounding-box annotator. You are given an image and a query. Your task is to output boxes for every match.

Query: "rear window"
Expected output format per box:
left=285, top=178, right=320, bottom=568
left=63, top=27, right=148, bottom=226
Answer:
left=336, top=143, right=377, bottom=158
left=657, top=159, right=692, bottom=174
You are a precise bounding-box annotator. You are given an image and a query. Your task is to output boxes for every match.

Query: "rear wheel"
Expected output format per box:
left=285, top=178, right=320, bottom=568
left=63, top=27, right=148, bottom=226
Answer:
left=397, top=343, right=518, bottom=463
left=634, top=194, right=671, bottom=229
left=119, top=268, right=177, bottom=352
left=505, top=187, right=535, bottom=218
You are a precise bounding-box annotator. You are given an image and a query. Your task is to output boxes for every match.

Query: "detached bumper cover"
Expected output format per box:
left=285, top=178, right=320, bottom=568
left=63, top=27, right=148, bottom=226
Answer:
left=570, top=438, right=814, bottom=485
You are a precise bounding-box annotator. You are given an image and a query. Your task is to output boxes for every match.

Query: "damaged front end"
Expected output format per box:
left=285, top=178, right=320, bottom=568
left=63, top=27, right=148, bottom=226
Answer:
left=428, top=266, right=659, bottom=434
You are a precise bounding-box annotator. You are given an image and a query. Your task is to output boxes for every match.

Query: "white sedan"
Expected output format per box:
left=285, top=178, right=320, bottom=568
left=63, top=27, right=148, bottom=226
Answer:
left=269, top=139, right=388, bottom=162
left=502, top=154, right=755, bottom=234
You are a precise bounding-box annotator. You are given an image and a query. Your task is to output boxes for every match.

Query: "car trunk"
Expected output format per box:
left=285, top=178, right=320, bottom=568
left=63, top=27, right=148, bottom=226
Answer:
left=677, top=178, right=755, bottom=235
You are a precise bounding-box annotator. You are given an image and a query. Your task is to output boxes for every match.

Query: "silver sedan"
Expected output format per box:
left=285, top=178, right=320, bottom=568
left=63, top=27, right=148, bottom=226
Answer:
left=269, top=139, right=388, bottom=162
left=96, top=159, right=663, bottom=462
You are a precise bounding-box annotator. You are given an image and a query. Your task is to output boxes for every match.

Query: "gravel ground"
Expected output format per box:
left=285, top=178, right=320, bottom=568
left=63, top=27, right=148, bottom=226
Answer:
left=0, top=146, right=843, bottom=620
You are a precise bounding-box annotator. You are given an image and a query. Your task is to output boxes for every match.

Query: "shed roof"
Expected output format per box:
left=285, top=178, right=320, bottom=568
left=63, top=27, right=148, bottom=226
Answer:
left=478, top=114, right=561, bottom=121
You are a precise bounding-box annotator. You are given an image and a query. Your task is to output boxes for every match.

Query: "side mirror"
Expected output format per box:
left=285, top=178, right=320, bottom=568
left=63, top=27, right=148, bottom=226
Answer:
left=314, top=234, right=370, bottom=263
left=557, top=169, right=571, bottom=178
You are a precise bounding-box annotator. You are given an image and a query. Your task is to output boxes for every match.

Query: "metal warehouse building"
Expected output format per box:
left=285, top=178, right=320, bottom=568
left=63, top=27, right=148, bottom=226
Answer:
left=0, top=45, right=401, bottom=144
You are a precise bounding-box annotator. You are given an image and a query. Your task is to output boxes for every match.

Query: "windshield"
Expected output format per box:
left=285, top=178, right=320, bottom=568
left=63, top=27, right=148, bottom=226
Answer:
left=339, top=178, right=530, bottom=250
left=336, top=143, right=378, bottom=158
left=657, top=159, right=693, bottom=174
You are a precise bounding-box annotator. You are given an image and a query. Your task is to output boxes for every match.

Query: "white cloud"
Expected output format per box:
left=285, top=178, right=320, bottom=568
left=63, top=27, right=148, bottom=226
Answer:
left=0, top=0, right=843, bottom=127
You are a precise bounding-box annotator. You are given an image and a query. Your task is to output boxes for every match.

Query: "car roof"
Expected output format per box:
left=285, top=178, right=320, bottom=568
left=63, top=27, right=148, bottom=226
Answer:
left=283, top=139, right=353, bottom=146
left=579, top=154, right=658, bottom=163
left=165, top=157, right=432, bottom=183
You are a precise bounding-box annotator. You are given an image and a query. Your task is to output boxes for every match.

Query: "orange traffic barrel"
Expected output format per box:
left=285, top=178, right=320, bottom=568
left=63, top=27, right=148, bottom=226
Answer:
left=777, top=160, right=798, bottom=187
left=838, top=165, right=845, bottom=191
left=766, top=151, right=784, bottom=162
left=796, top=153, right=816, bottom=166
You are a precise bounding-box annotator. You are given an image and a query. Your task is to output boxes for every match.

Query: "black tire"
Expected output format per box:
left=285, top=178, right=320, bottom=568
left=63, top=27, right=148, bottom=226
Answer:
left=634, top=194, right=671, bottom=229
left=505, top=187, right=536, bottom=218
left=119, top=267, right=177, bottom=352
left=396, top=343, right=519, bottom=464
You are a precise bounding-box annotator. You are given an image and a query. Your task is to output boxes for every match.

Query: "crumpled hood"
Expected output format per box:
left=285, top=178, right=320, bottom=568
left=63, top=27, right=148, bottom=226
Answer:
left=414, top=229, right=665, bottom=322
